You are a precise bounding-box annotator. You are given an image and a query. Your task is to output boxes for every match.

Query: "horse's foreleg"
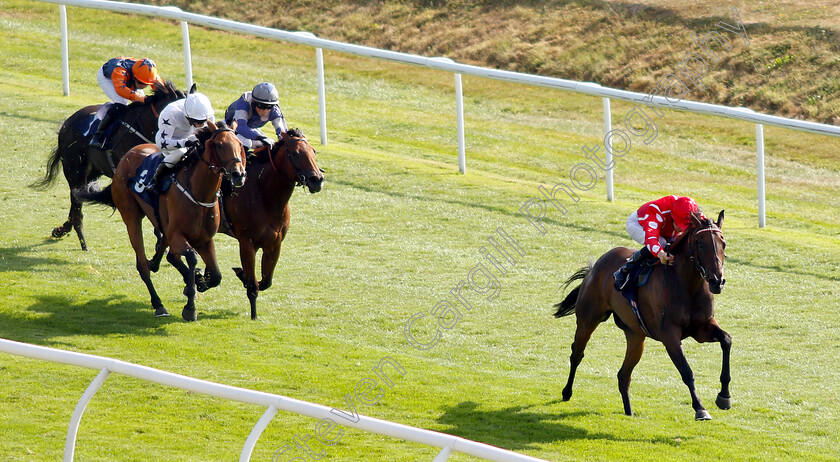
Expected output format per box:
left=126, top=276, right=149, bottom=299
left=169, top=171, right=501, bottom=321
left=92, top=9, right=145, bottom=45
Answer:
left=663, top=336, right=710, bottom=420
left=618, top=331, right=646, bottom=416
left=233, top=241, right=259, bottom=320
left=166, top=238, right=198, bottom=322
left=149, top=229, right=167, bottom=273
left=194, top=240, right=221, bottom=293
left=258, top=244, right=282, bottom=292
left=692, top=321, right=732, bottom=410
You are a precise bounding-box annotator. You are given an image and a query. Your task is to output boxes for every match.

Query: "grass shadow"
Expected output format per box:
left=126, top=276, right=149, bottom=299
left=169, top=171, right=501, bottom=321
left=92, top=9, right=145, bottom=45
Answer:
left=0, top=294, right=179, bottom=344
left=0, top=243, right=70, bottom=274
left=436, top=401, right=686, bottom=450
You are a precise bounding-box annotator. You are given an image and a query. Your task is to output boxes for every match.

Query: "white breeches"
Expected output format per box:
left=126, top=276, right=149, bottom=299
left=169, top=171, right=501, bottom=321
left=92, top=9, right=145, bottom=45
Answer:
left=97, top=70, right=131, bottom=105
left=626, top=211, right=668, bottom=248
left=161, top=147, right=188, bottom=167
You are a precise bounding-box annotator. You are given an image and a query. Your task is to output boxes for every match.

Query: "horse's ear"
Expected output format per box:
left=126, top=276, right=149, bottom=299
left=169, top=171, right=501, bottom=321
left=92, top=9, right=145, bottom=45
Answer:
left=189, top=83, right=197, bottom=94
left=207, top=120, right=218, bottom=132
left=716, top=210, right=725, bottom=229
left=281, top=130, right=291, bottom=143
left=690, top=211, right=703, bottom=228
left=229, top=119, right=238, bottom=132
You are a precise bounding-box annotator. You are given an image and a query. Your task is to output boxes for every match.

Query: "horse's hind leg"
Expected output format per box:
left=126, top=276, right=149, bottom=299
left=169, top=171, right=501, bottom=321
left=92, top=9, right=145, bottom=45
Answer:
left=122, top=213, right=168, bottom=317
left=692, top=320, right=732, bottom=410
left=617, top=331, right=646, bottom=416
left=562, top=305, right=605, bottom=402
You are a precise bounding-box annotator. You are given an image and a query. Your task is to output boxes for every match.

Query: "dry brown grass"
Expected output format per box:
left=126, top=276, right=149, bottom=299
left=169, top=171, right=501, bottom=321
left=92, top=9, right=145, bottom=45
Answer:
left=139, top=0, right=840, bottom=123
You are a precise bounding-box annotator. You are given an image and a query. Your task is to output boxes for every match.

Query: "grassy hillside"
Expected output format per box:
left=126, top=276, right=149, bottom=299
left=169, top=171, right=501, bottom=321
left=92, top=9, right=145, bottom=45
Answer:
left=1, top=1, right=840, bottom=461
left=135, top=0, right=840, bottom=124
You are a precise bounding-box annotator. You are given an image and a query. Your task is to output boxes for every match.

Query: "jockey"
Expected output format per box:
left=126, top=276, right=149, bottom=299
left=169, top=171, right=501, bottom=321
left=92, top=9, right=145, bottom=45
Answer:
left=90, top=57, right=165, bottom=148
left=614, top=195, right=707, bottom=290
left=147, top=92, right=215, bottom=191
left=224, top=82, right=288, bottom=152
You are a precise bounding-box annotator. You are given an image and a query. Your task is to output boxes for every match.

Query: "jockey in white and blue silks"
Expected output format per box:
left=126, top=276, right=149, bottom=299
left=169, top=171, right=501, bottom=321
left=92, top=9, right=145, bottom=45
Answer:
left=224, top=82, right=288, bottom=151
left=147, top=92, right=215, bottom=191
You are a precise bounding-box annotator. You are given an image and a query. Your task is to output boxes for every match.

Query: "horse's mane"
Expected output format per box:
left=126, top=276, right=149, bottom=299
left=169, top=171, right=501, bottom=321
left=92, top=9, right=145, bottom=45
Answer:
left=286, top=128, right=304, bottom=138
left=669, top=211, right=715, bottom=255
left=143, top=80, right=185, bottom=106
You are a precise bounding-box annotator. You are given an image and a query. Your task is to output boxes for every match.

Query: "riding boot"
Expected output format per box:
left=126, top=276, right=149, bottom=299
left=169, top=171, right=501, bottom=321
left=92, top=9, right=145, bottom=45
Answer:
left=614, top=246, right=654, bottom=291
left=90, top=103, right=124, bottom=148
left=147, top=162, right=173, bottom=193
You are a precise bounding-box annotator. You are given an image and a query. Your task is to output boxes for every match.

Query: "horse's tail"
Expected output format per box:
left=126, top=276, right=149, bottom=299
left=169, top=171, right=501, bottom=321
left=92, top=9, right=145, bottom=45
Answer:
left=74, top=182, right=115, bottom=209
left=553, top=265, right=591, bottom=318
left=29, top=144, right=64, bottom=190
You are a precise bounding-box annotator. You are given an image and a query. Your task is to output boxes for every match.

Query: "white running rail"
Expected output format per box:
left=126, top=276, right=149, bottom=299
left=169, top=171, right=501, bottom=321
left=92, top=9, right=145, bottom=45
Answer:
left=35, top=0, right=840, bottom=226
left=0, top=338, right=549, bottom=462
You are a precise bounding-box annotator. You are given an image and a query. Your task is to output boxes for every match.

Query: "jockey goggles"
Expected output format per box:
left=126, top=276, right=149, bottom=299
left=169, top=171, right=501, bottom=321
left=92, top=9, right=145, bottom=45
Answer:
left=186, top=116, right=207, bottom=127
left=254, top=102, right=275, bottom=110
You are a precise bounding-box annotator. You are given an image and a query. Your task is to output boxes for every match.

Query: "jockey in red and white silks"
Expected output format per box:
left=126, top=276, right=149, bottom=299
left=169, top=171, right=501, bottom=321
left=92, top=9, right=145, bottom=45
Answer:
left=627, top=195, right=706, bottom=264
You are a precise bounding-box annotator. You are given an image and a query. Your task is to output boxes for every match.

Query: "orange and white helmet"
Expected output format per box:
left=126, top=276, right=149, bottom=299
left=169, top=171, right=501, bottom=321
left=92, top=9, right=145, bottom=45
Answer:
left=672, top=197, right=699, bottom=230
left=132, top=58, right=163, bottom=86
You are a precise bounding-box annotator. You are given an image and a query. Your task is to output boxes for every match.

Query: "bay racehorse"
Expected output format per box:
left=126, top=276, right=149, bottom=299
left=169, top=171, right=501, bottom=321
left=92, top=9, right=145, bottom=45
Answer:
left=31, top=80, right=185, bottom=250
left=553, top=211, right=731, bottom=420
left=78, top=121, right=247, bottom=321
left=219, top=128, right=324, bottom=320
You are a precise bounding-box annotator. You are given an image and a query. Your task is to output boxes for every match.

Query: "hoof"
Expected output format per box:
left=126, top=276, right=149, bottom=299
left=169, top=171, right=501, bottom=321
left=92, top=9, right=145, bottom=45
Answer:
left=52, top=227, right=67, bottom=238
left=149, top=260, right=160, bottom=273
left=154, top=307, right=170, bottom=317
left=561, top=388, right=572, bottom=402
left=715, top=394, right=732, bottom=410
left=182, top=307, right=197, bottom=322
left=695, top=409, right=712, bottom=421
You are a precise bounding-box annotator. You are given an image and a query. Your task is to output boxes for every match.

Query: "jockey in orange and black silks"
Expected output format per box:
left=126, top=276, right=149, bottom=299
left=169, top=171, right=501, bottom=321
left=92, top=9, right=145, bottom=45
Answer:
left=99, top=57, right=164, bottom=104
left=90, top=57, right=166, bottom=148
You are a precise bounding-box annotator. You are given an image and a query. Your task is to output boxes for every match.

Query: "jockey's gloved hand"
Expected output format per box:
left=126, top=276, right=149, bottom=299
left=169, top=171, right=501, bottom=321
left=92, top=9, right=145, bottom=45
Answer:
left=257, top=136, right=275, bottom=148
left=184, top=139, right=200, bottom=149
left=135, top=89, right=146, bottom=99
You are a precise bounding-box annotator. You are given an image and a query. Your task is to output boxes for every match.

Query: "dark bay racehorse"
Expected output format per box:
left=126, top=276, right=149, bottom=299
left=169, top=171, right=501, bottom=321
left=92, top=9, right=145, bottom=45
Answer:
left=31, top=81, right=185, bottom=250
left=219, top=128, right=324, bottom=320
left=78, top=121, right=247, bottom=321
left=554, top=211, right=731, bottom=420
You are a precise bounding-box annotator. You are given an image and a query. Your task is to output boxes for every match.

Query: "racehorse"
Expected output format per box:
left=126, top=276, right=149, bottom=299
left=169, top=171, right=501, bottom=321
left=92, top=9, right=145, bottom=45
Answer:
left=31, top=80, right=185, bottom=250
left=77, top=121, right=247, bottom=321
left=553, top=211, right=731, bottom=420
left=219, top=128, right=324, bottom=320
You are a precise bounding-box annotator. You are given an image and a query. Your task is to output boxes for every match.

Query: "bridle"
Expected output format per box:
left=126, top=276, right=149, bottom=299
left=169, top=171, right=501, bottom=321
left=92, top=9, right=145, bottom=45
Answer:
left=688, top=224, right=725, bottom=282
left=269, top=136, right=320, bottom=187
left=197, top=127, right=243, bottom=176
left=174, top=127, right=243, bottom=209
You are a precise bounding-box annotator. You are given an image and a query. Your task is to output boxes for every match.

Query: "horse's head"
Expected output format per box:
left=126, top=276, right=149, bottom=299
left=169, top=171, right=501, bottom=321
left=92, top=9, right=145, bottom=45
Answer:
left=201, top=121, right=247, bottom=187
left=274, top=128, right=324, bottom=193
left=686, top=210, right=727, bottom=294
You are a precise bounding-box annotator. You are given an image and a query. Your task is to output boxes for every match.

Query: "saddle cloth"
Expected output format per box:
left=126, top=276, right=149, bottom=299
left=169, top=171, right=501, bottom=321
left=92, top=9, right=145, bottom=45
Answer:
left=127, top=153, right=173, bottom=210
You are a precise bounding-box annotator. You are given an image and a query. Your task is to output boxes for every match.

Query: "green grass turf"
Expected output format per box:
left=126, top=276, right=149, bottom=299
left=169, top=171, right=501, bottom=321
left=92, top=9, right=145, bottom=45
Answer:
left=1, top=1, right=839, bottom=461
